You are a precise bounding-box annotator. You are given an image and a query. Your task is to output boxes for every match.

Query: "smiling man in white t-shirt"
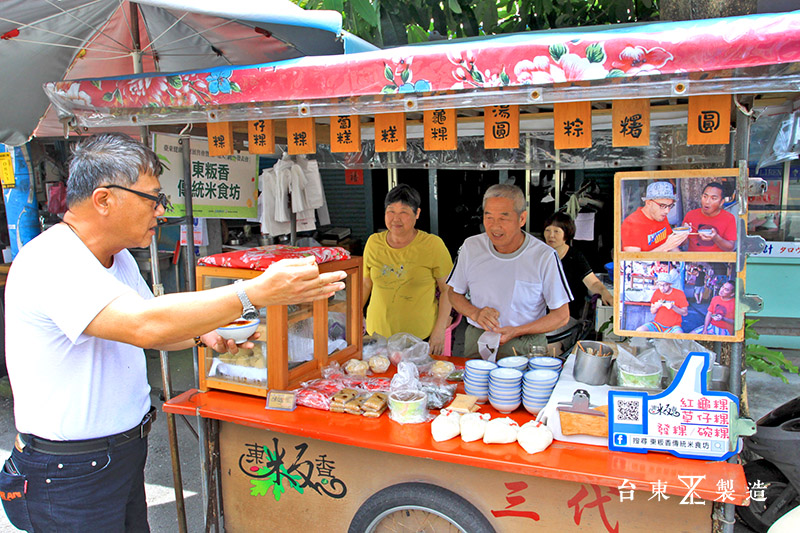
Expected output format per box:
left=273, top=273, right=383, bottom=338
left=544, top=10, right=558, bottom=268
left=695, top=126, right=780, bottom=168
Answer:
left=447, top=184, right=572, bottom=358
left=2, top=133, right=346, bottom=532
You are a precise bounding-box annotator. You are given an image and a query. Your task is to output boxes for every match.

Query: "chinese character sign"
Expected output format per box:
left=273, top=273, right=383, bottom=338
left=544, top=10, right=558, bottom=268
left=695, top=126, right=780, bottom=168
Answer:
left=688, top=95, right=731, bottom=145
left=609, top=352, right=752, bottom=461
left=153, top=133, right=258, bottom=218
left=554, top=102, right=592, bottom=149
left=330, top=115, right=361, bottom=153
left=484, top=105, right=519, bottom=149
left=612, top=99, right=650, bottom=147
left=287, top=117, right=317, bottom=155
left=374, top=112, right=407, bottom=152
left=207, top=121, right=234, bottom=156
left=247, top=119, right=275, bottom=155
left=424, top=108, right=457, bottom=151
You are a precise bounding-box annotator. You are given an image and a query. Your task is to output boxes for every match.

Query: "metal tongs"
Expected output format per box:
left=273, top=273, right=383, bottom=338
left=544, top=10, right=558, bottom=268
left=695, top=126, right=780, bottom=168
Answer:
left=556, top=389, right=605, bottom=417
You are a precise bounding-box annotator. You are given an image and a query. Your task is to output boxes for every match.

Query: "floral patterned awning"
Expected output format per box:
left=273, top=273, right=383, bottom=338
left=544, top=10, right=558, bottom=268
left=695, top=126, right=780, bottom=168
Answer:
left=45, top=11, right=800, bottom=127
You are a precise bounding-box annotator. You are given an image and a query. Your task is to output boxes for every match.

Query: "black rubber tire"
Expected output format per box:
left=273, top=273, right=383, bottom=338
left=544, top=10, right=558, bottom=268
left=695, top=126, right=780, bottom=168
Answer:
left=736, top=459, right=800, bottom=533
left=348, top=482, right=496, bottom=533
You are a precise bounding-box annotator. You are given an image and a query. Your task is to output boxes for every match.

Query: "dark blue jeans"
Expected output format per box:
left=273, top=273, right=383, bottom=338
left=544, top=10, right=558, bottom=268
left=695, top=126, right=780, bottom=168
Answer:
left=2, top=435, right=149, bottom=532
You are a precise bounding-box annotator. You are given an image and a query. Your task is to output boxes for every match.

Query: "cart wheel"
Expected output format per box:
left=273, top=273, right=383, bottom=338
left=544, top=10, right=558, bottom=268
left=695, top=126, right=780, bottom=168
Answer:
left=736, top=459, right=800, bottom=533
left=348, top=482, right=496, bottom=533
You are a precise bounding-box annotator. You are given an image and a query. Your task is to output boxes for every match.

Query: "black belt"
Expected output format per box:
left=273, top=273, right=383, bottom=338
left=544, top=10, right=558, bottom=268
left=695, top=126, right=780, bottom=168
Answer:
left=19, top=407, right=157, bottom=456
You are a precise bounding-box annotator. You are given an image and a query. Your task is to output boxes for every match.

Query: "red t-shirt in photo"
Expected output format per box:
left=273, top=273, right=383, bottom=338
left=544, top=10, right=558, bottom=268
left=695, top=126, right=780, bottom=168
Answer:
left=651, top=288, right=688, bottom=327
left=683, top=209, right=737, bottom=252
left=621, top=207, right=672, bottom=251
left=708, top=295, right=735, bottom=333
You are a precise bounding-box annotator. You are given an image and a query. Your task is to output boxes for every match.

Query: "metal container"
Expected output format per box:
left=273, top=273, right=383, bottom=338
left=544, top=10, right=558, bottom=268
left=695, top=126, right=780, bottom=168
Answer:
left=572, top=341, right=614, bottom=386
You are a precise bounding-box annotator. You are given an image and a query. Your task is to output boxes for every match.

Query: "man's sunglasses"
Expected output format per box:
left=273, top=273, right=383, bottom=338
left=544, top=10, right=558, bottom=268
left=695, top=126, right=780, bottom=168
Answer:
left=101, top=184, right=172, bottom=210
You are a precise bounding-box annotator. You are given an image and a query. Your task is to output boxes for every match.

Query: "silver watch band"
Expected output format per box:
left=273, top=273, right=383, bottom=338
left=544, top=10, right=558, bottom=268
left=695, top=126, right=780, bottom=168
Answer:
left=234, top=281, right=258, bottom=319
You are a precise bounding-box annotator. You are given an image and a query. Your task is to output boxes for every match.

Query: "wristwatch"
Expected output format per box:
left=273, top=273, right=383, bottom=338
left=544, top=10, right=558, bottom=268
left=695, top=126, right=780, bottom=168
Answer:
left=234, top=280, right=259, bottom=320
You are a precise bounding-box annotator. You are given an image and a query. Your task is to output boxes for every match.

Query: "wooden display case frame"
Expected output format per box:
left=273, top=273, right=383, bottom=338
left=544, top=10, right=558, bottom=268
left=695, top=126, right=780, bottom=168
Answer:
left=196, top=257, right=363, bottom=396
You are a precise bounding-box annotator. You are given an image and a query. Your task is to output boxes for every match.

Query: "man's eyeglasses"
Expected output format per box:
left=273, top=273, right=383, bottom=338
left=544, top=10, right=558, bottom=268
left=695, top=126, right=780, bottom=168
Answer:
left=101, top=184, right=171, bottom=210
left=651, top=201, right=675, bottom=211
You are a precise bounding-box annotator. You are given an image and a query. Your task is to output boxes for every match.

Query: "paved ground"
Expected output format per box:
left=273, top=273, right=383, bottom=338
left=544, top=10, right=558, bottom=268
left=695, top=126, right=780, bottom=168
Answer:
left=0, top=347, right=797, bottom=532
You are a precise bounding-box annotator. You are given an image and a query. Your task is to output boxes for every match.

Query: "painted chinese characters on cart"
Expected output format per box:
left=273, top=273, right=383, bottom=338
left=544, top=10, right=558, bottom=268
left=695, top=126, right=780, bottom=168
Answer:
left=239, top=437, right=347, bottom=501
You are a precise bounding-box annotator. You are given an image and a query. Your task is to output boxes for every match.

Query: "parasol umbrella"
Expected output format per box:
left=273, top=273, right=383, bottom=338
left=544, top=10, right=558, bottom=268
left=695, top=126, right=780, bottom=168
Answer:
left=0, top=0, right=375, bottom=146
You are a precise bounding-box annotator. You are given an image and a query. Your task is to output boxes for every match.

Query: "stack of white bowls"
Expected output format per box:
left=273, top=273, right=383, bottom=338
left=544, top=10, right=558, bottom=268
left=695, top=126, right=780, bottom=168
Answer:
left=522, top=369, right=560, bottom=414
left=497, top=355, right=529, bottom=373
left=528, top=356, right=564, bottom=374
left=464, top=360, right=497, bottom=403
left=488, top=368, right=523, bottom=413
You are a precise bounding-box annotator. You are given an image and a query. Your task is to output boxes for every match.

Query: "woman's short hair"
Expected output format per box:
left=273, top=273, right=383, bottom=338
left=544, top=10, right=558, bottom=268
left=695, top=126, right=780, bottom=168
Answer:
left=384, top=183, right=421, bottom=211
left=67, top=133, right=163, bottom=207
left=482, top=184, right=526, bottom=214
left=543, top=211, right=576, bottom=243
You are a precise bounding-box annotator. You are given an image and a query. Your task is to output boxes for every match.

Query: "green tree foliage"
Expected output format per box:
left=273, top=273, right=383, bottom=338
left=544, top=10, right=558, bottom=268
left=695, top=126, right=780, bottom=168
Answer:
left=298, top=0, right=659, bottom=47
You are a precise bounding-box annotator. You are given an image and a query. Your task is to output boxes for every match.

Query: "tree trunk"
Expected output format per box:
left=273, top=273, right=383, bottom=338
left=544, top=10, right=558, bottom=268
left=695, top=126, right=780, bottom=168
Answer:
left=660, top=0, right=757, bottom=20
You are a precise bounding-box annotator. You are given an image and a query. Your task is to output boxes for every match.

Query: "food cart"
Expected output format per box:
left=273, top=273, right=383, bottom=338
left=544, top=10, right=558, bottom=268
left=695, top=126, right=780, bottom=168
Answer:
left=41, top=10, right=800, bottom=532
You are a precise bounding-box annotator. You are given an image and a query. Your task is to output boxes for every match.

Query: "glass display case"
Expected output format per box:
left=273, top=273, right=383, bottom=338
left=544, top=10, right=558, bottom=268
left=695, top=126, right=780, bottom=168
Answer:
left=196, top=257, right=363, bottom=396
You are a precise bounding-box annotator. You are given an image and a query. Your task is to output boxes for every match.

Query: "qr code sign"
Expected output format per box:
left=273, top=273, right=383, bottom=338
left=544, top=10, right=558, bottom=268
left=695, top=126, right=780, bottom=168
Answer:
left=614, top=397, right=643, bottom=423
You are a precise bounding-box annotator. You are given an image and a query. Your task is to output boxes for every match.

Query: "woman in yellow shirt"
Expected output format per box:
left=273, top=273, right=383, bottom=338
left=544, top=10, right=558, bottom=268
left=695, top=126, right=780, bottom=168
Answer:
left=363, top=184, right=453, bottom=354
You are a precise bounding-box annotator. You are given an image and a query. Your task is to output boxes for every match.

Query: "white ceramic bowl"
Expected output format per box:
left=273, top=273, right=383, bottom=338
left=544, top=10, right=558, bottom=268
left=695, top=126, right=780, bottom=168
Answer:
left=464, top=382, right=489, bottom=396
left=466, top=360, right=498, bottom=373
left=489, top=368, right=523, bottom=382
left=498, top=356, right=529, bottom=368
left=528, top=356, right=563, bottom=370
left=489, top=388, right=522, bottom=399
left=216, top=318, right=259, bottom=344
left=489, top=398, right=521, bottom=414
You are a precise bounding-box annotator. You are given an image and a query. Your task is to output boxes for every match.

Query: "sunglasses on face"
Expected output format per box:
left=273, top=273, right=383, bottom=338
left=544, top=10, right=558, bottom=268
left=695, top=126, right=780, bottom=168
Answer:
left=101, top=184, right=171, bottom=210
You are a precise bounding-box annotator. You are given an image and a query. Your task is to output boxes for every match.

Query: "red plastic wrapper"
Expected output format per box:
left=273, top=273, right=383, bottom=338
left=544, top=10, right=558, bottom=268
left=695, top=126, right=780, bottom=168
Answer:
left=294, top=376, right=392, bottom=411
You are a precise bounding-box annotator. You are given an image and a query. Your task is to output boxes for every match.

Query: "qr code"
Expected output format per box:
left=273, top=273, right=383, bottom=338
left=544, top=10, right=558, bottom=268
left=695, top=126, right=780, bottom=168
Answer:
left=614, top=398, right=643, bottom=423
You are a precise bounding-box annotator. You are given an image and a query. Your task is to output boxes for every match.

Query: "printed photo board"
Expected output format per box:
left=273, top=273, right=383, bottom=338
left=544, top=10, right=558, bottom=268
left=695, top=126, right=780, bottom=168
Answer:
left=614, top=169, right=746, bottom=341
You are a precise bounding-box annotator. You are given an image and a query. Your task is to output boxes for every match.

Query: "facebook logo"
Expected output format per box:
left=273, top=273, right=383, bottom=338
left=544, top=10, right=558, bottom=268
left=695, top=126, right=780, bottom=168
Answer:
left=614, top=434, right=627, bottom=446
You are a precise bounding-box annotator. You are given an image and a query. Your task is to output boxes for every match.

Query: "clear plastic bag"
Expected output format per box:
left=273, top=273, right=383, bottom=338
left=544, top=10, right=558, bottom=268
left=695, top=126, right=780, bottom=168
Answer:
left=362, top=333, right=388, bottom=360
left=387, top=362, right=431, bottom=424
left=388, top=332, right=433, bottom=372
left=616, top=346, right=663, bottom=389
left=419, top=376, right=457, bottom=410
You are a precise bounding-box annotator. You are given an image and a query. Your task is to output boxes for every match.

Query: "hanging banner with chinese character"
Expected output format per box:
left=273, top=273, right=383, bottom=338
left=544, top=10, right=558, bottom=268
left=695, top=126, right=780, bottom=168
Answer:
left=554, top=102, right=592, bottom=149
left=374, top=112, right=407, bottom=152
left=609, top=353, right=755, bottom=461
left=207, top=121, right=234, bottom=156
left=612, top=99, right=650, bottom=147
left=424, top=109, right=457, bottom=151
left=484, top=105, right=519, bottom=149
left=688, top=95, right=731, bottom=145
left=247, top=119, right=275, bottom=154
left=330, top=115, right=361, bottom=153
left=287, top=117, right=316, bottom=155
left=153, top=133, right=258, bottom=218
left=344, top=169, right=363, bottom=185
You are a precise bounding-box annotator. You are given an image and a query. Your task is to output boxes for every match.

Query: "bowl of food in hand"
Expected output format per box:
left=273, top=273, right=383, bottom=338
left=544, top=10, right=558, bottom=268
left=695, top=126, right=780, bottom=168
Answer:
left=672, top=225, right=691, bottom=235
left=698, top=228, right=714, bottom=237
left=216, top=318, right=259, bottom=344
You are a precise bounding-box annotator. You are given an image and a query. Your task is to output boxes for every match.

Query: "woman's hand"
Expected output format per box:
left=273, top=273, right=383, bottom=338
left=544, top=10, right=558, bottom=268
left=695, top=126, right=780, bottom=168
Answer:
left=428, top=326, right=446, bottom=356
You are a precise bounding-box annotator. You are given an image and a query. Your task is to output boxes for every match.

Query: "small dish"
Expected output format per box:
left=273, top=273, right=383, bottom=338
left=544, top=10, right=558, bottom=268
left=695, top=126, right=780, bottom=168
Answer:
left=216, top=318, right=259, bottom=344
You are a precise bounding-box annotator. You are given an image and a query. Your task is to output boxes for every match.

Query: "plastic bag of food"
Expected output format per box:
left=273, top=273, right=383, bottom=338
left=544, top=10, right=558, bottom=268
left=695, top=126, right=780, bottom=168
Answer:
left=362, top=333, right=388, bottom=360
left=460, top=412, right=491, bottom=442
left=344, top=358, right=370, bottom=376
left=368, top=355, right=391, bottom=374
left=483, top=417, right=519, bottom=444
left=429, top=360, right=456, bottom=380
left=390, top=361, right=420, bottom=392
left=431, top=409, right=462, bottom=442
left=419, top=376, right=457, bottom=410
left=517, top=420, right=553, bottom=454
left=616, top=346, right=662, bottom=389
left=388, top=332, right=433, bottom=372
